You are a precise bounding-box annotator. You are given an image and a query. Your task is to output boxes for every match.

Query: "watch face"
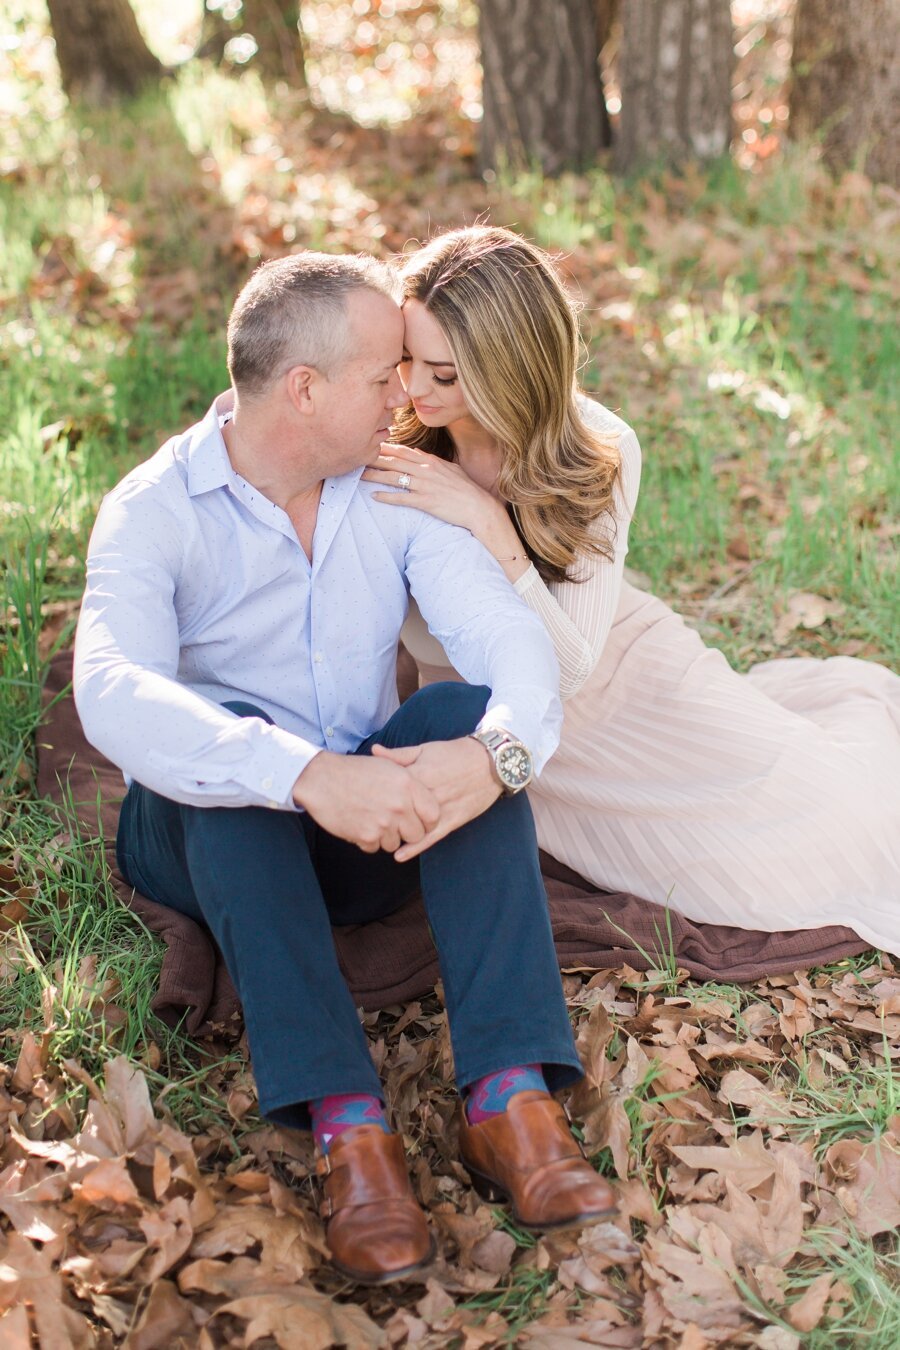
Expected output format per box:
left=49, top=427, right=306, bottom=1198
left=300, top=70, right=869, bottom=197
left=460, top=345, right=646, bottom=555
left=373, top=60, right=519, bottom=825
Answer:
left=496, top=742, right=533, bottom=790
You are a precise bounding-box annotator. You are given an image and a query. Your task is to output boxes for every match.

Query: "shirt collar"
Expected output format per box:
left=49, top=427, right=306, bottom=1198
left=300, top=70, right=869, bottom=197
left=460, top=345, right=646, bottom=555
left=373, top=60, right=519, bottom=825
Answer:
left=186, top=392, right=238, bottom=498
left=183, top=393, right=366, bottom=549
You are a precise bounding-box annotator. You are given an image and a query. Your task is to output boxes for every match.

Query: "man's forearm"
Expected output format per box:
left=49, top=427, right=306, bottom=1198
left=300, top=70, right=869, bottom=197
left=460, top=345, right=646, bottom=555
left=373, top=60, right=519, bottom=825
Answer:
left=74, top=655, right=317, bottom=810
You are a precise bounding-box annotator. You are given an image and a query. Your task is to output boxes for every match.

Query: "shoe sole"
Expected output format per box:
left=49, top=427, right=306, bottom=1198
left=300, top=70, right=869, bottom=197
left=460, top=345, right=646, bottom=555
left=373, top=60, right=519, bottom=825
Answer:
left=466, top=1162, right=618, bottom=1232
left=330, top=1234, right=437, bottom=1286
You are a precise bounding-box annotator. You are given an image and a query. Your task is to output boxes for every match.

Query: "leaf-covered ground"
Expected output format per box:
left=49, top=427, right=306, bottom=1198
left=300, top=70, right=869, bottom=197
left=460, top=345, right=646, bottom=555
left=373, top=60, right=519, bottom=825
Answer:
left=1, top=959, right=898, bottom=1346
left=2, top=2, right=899, bottom=1345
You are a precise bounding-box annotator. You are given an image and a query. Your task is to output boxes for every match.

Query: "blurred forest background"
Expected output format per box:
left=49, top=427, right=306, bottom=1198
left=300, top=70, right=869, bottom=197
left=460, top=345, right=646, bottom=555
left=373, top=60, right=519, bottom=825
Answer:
left=1, top=3, right=899, bottom=1347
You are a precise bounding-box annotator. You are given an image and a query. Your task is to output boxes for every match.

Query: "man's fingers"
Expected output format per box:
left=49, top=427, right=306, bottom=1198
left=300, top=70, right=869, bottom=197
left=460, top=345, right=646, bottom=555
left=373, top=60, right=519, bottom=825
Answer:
left=371, top=743, right=422, bottom=766
left=394, top=827, right=443, bottom=863
left=410, top=777, right=441, bottom=833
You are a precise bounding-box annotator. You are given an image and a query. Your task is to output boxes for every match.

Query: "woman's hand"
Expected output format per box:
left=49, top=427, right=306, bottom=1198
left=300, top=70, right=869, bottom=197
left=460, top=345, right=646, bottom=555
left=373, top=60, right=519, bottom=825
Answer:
left=363, top=442, right=503, bottom=538
left=363, top=443, right=532, bottom=581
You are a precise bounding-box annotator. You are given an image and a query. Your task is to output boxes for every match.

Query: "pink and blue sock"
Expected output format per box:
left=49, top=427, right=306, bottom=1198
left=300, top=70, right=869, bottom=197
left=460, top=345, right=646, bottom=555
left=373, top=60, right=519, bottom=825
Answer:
left=309, top=1093, right=389, bottom=1152
left=465, top=1064, right=548, bottom=1125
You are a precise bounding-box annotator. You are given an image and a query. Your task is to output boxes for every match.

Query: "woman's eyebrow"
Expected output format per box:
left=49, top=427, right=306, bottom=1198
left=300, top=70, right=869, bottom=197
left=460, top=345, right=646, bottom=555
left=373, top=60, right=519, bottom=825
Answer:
left=402, top=348, right=458, bottom=369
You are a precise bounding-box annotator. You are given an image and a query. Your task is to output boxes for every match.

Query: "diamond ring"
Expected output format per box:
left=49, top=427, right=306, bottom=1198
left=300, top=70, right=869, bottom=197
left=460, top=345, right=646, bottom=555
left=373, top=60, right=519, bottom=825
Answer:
left=397, top=472, right=412, bottom=491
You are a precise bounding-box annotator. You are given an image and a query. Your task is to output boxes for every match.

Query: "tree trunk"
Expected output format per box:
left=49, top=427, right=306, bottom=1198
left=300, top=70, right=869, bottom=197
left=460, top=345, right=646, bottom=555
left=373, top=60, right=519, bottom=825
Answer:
left=46, top=0, right=163, bottom=102
left=198, top=1, right=307, bottom=86
left=243, top=0, right=306, bottom=84
left=790, top=0, right=899, bottom=186
left=479, top=0, right=609, bottom=177
left=616, top=0, right=732, bottom=171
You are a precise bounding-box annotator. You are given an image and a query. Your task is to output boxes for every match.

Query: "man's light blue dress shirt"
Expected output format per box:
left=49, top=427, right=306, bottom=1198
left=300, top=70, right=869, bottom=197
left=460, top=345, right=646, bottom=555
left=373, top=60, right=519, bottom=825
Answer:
left=74, top=396, right=562, bottom=810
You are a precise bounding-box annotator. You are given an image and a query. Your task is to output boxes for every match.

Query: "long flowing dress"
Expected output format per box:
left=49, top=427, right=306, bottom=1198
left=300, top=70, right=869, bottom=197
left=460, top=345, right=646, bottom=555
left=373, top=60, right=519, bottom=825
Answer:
left=401, top=397, right=900, bottom=957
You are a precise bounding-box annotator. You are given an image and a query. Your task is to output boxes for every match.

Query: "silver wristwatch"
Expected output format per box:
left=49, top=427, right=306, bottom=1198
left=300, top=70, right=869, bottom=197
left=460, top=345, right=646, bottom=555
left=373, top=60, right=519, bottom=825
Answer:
left=469, top=728, right=534, bottom=795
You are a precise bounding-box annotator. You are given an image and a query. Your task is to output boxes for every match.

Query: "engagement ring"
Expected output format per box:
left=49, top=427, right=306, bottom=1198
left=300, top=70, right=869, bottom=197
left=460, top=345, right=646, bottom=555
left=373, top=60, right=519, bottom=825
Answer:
left=398, top=472, right=411, bottom=490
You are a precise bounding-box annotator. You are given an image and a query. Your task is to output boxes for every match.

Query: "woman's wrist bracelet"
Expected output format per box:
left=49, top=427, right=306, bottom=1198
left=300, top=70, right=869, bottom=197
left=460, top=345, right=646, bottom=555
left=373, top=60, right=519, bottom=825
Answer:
left=496, top=554, right=528, bottom=563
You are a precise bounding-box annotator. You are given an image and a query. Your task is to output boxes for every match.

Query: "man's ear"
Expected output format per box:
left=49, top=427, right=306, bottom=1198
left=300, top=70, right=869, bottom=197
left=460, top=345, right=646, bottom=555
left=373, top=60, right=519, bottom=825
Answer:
left=284, top=365, right=319, bottom=416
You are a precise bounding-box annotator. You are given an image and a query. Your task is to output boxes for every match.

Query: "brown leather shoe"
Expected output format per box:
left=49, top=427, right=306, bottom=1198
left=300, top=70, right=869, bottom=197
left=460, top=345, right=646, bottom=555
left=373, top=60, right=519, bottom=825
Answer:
left=316, top=1126, right=435, bottom=1284
left=458, top=1090, right=617, bottom=1231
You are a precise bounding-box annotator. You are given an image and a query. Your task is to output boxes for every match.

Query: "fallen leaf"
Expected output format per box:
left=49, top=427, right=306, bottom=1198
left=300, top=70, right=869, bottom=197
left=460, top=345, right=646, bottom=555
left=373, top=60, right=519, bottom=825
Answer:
left=470, top=1230, right=515, bottom=1274
left=124, top=1279, right=194, bottom=1349
left=821, top=1138, right=900, bottom=1236
left=787, top=1272, right=833, bottom=1332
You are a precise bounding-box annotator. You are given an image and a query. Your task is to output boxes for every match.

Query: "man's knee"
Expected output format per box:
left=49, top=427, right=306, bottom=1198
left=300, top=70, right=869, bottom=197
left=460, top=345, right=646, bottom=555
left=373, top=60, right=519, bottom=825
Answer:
left=405, top=681, right=491, bottom=741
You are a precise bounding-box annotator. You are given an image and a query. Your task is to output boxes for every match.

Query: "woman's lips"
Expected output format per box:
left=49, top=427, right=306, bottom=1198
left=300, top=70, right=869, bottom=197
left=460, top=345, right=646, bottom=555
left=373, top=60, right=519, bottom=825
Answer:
left=414, top=401, right=439, bottom=414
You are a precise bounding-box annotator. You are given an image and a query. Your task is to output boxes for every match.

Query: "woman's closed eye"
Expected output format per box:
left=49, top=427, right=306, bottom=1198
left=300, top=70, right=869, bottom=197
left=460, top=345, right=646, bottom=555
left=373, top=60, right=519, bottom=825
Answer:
left=398, top=353, right=458, bottom=386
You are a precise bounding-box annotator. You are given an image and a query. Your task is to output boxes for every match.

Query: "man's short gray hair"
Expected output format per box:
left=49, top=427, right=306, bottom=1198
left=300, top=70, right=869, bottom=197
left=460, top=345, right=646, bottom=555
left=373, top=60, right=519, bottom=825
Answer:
left=227, top=251, right=395, bottom=396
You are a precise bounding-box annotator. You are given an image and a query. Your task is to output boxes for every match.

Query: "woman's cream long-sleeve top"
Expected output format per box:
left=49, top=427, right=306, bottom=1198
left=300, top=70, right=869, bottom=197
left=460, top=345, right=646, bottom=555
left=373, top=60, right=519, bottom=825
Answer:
left=401, top=396, right=642, bottom=702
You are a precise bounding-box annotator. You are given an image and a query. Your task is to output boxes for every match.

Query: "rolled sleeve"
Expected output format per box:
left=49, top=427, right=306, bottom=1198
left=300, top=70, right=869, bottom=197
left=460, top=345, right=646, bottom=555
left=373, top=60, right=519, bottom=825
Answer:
left=404, top=514, right=562, bottom=774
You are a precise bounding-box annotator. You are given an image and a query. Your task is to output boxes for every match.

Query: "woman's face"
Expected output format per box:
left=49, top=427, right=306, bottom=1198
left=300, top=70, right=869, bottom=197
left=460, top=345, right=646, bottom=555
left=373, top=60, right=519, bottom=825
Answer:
left=399, top=298, right=473, bottom=429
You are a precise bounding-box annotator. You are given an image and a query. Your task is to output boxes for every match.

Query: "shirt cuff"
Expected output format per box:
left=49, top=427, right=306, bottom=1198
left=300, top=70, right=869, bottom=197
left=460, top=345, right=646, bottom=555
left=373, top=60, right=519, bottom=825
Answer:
left=239, top=723, right=322, bottom=809
left=475, top=697, right=560, bottom=776
left=513, top=564, right=541, bottom=596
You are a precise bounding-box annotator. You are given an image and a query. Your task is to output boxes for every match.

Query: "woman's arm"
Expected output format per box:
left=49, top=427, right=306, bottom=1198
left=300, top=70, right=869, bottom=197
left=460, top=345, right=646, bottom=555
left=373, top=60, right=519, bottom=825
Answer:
left=364, top=406, right=642, bottom=699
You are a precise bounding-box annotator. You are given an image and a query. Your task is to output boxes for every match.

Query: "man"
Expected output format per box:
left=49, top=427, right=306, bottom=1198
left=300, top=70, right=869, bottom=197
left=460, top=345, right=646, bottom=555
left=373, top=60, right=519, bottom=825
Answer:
left=74, top=252, right=616, bottom=1284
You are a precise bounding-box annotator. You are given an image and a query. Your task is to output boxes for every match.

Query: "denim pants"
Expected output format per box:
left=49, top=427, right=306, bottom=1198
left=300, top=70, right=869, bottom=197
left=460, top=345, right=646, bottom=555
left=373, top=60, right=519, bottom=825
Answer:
left=116, top=682, right=582, bottom=1127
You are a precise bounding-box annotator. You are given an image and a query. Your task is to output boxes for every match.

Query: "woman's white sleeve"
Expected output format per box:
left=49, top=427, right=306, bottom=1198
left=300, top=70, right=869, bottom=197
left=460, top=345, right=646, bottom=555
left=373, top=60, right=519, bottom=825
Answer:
left=513, top=424, right=641, bottom=699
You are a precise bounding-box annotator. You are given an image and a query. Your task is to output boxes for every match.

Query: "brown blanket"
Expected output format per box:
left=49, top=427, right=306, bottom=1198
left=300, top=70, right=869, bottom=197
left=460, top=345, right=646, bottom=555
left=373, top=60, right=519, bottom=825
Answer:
left=38, top=651, right=869, bottom=1036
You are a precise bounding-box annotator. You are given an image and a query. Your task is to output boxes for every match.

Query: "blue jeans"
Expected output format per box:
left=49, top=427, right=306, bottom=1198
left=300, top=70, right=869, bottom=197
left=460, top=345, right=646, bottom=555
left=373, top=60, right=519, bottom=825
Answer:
left=117, top=682, right=582, bottom=1127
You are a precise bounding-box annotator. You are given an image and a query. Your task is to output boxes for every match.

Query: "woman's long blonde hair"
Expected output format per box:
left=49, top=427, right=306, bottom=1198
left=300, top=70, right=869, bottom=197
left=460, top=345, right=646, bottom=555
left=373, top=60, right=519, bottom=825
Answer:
left=394, top=226, right=620, bottom=582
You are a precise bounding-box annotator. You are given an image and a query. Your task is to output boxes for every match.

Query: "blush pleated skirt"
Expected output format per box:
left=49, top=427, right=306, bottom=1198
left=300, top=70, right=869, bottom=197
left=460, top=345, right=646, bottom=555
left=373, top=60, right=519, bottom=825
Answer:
left=528, top=584, right=900, bottom=956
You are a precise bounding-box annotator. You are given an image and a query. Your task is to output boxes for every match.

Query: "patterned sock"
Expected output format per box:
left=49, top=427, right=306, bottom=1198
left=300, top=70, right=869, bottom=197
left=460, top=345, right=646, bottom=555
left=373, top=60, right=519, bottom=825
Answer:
left=465, top=1064, right=548, bottom=1125
left=309, top=1093, right=390, bottom=1152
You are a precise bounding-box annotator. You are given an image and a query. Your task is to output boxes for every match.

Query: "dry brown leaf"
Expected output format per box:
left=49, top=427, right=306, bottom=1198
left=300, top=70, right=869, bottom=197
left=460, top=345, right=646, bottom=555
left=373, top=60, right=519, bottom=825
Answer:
left=557, top=1221, right=640, bottom=1297
left=124, top=1279, right=195, bottom=1349
left=416, top=1277, right=456, bottom=1327
left=756, top=1328, right=801, bottom=1350
left=470, top=1229, right=515, bottom=1274
left=432, top=1205, right=494, bottom=1267
left=786, top=1272, right=833, bottom=1332
left=671, top=1131, right=776, bottom=1194
left=0, top=1231, right=94, bottom=1347
left=575, top=1000, right=616, bottom=1088
left=178, top=1254, right=271, bottom=1298
left=717, top=1069, right=795, bottom=1123
left=642, top=1228, right=748, bottom=1334
left=214, top=1286, right=386, bottom=1349
left=672, top=1154, right=806, bottom=1271
left=75, top=1156, right=143, bottom=1209
left=773, top=592, right=844, bottom=644
left=138, top=1196, right=195, bottom=1283
left=11, top=1033, right=45, bottom=1093
left=188, top=1203, right=319, bottom=1278
left=821, top=1137, right=900, bottom=1236
left=583, top=1088, right=631, bottom=1179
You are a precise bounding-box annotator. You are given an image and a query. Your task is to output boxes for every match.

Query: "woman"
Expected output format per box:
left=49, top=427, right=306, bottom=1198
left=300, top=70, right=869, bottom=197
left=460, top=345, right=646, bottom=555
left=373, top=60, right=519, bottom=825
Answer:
left=363, top=226, right=900, bottom=957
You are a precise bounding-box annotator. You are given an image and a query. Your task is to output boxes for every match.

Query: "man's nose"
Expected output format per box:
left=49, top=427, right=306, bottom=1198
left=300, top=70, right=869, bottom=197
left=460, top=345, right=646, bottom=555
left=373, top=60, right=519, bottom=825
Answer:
left=385, top=370, right=408, bottom=409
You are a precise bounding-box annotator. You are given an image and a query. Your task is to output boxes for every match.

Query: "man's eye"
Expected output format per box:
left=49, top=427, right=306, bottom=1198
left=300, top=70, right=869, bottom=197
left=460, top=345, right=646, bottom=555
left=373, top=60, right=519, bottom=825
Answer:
left=398, top=355, right=411, bottom=365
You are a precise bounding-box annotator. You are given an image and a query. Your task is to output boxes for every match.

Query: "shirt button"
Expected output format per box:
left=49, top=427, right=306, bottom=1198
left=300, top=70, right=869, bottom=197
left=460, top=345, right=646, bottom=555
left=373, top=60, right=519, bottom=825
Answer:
left=262, top=776, right=273, bottom=789
left=314, top=651, right=323, bottom=663
left=266, top=800, right=278, bottom=810
left=325, top=726, right=334, bottom=737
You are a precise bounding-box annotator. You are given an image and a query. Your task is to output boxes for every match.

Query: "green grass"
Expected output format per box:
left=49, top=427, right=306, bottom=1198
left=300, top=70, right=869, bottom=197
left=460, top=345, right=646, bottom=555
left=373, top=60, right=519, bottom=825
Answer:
left=747, top=1228, right=900, bottom=1349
